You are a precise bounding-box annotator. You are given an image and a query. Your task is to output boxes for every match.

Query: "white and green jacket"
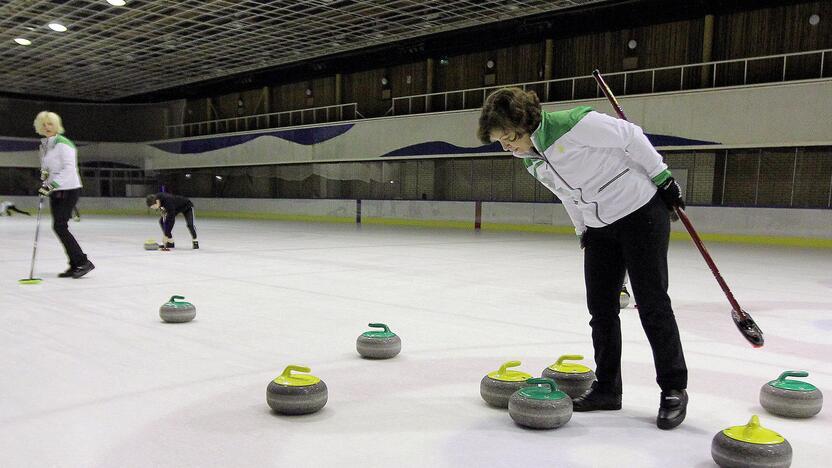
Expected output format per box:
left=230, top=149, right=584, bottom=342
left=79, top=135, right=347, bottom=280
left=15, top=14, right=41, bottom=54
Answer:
left=519, top=107, right=672, bottom=235
left=40, top=135, right=82, bottom=191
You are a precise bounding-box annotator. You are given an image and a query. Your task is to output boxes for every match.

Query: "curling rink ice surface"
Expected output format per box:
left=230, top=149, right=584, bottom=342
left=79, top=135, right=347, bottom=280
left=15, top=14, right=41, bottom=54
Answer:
left=1, top=214, right=830, bottom=468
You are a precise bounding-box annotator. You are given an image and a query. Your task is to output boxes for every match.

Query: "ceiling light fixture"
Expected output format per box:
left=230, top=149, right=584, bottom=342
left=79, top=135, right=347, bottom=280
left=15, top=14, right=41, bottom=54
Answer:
left=48, top=22, right=68, bottom=32
left=14, top=38, right=32, bottom=46
left=106, top=0, right=127, bottom=6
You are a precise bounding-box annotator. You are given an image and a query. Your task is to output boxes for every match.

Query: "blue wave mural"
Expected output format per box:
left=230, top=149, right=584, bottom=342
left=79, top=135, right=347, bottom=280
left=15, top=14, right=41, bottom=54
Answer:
left=383, top=141, right=502, bottom=157
left=151, top=124, right=354, bottom=155
left=0, top=138, right=40, bottom=152
left=646, top=133, right=720, bottom=147
left=0, top=138, right=91, bottom=153
left=382, top=134, right=718, bottom=157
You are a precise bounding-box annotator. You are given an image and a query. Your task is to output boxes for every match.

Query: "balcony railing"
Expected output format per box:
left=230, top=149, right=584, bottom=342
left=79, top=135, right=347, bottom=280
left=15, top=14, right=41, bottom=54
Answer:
left=390, top=49, right=832, bottom=115
left=166, top=102, right=362, bottom=139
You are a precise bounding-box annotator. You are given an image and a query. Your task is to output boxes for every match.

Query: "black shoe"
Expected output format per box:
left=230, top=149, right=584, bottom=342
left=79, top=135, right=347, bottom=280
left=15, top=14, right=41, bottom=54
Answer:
left=192, top=240, right=199, bottom=249
left=657, top=389, right=688, bottom=430
left=71, top=261, right=95, bottom=279
left=58, top=267, right=75, bottom=278
left=572, top=385, right=622, bottom=412
left=165, top=242, right=175, bottom=249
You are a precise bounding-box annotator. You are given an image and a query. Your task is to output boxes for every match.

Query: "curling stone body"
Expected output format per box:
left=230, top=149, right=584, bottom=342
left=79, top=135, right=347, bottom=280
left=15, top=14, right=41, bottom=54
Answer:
left=619, top=289, right=630, bottom=309
left=267, top=365, right=328, bottom=415
left=711, top=415, right=792, bottom=468
left=159, top=295, right=196, bottom=323
left=541, top=355, right=596, bottom=399
left=760, top=371, right=822, bottom=418
left=508, top=377, right=573, bottom=429
left=144, top=239, right=159, bottom=250
left=480, top=361, right=532, bottom=408
left=356, top=323, right=401, bottom=359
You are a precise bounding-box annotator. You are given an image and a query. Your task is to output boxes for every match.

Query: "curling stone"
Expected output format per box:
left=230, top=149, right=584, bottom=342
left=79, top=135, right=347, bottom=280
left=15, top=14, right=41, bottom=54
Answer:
left=541, top=354, right=596, bottom=399
left=480, top=361, right=532, bottom=408
left=711, top=415, right=792, bottom=468
left=159, top=295, right=196, bottom=323
left=356, top=323, right=401, bottom=359
left=508, top=377, right=573, bottom=429
left=267, top=365, right=328, bottom=415
left=760, top=371, right=823, bottom=418
left=620, top=288, right=630, bottom=309
left=144, top=239, right=159, bottom=250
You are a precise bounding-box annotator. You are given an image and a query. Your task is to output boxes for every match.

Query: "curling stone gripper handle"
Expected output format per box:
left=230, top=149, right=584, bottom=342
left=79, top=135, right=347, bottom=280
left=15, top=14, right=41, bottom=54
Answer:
left=743, top=415, right=762, bottom=438
left=281, top=365, right=311, bottom=378
left=368, top=323, right=390, bottom=333
left=169, top=295, right=185, bottom=302
left=555, top=355, right=584, bottom=365
left=527, top=377, right=558, bottom=393
left=498, top=361, right=522, bottom=374
left=777, top=370, right=809, bottom=381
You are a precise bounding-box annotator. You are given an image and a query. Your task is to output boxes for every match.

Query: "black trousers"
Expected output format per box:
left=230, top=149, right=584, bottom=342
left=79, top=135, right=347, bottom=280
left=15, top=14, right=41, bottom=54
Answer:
left=583, top=194, right=687, bottom=393
left=159, top=207, right=197, bottom=239
left=49, top=189, right=88, bottom=268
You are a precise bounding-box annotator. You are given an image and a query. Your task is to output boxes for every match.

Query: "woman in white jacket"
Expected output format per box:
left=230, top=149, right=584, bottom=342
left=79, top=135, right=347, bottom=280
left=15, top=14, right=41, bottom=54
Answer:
left=35, top=111, right=94, bottom=279
left=477, top=88, right=687, bottom=430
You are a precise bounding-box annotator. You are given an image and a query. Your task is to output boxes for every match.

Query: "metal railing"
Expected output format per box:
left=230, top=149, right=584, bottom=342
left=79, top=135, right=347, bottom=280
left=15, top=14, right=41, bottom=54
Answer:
left=166, top=102, right=362, bottom=139
left=390, top=49, right=832, bottom=115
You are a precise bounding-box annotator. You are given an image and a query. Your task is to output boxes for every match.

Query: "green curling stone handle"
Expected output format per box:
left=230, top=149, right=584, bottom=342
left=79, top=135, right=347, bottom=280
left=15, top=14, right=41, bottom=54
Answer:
left=168, top=295, right=186, bottom=303
left=368, top=323, right=390, bottom=333
left=527, top=377, right=558, bottom=394
left=776, top=370, right=808, bottom=381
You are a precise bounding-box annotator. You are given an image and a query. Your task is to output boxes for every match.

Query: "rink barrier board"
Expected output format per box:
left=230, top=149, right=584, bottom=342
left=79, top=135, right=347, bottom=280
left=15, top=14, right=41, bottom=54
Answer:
left=35, top=208, right=832, bottom=249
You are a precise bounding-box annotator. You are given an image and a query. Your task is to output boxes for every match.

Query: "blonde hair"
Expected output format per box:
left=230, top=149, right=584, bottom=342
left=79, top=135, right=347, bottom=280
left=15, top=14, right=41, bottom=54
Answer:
left=33, top=111, right=65, bottom=136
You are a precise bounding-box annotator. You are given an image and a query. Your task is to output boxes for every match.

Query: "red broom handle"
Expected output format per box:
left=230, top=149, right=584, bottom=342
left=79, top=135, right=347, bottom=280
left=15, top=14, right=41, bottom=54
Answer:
left=591, top=69, right=750, bottom=321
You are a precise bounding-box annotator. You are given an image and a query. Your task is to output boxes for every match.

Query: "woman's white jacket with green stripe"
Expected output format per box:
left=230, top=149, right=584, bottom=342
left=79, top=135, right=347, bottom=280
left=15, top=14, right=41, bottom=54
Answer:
left=518, top=107, right=670, bottom=235
left=40, top=135, right=82, bottom=191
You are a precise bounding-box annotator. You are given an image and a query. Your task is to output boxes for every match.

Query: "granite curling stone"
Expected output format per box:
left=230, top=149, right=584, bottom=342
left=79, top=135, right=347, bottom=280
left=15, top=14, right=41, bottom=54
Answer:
left=267, top=365, right=328, bottom=415
left=159, top=295, right=196, bottom=323
left=711, top=415, right=792, bottom=468
left=144, top=239, right=159, bottom=250
left=760, top=371, right=823, bottom=418
left=508, top=377, right=573, bottom=429
left=480, top=361, right=532, bottom=408
left=620, top=288, right=630, bottom=309
left=541, top=354, right=596, bottom=399
left=356, top=323, right=401, bottom=359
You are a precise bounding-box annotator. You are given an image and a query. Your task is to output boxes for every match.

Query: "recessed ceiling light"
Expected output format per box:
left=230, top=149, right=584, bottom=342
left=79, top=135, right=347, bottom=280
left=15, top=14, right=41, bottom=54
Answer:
left=48, top=22, right=68, bottom=32
left=14, top=38, right=32, bottom=46
left=106, top=0, right=127, bottom=6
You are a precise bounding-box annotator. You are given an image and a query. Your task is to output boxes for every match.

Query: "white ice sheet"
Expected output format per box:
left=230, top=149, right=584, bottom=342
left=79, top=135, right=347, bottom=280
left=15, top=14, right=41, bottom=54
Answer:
left=1, top=216, right=829, bottom=467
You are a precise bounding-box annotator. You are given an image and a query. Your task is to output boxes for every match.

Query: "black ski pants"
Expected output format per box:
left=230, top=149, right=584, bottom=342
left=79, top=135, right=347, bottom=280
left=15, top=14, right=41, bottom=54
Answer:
left=49, top=189, right=88, bottom=268
left=160, top=207, right=197, bottom=239
left=582, top=194, right=687, bottom=394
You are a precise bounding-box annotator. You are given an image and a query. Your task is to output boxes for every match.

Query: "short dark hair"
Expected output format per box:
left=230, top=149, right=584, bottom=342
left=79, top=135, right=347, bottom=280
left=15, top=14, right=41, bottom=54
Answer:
left=145, top=194, right=158, bottom=207
left=477, top=88, right=542, bottom=144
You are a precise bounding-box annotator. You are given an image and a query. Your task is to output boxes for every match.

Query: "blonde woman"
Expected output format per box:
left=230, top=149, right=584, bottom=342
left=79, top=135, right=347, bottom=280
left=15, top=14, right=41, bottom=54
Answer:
left=34, top=111, right=94, bottom=278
